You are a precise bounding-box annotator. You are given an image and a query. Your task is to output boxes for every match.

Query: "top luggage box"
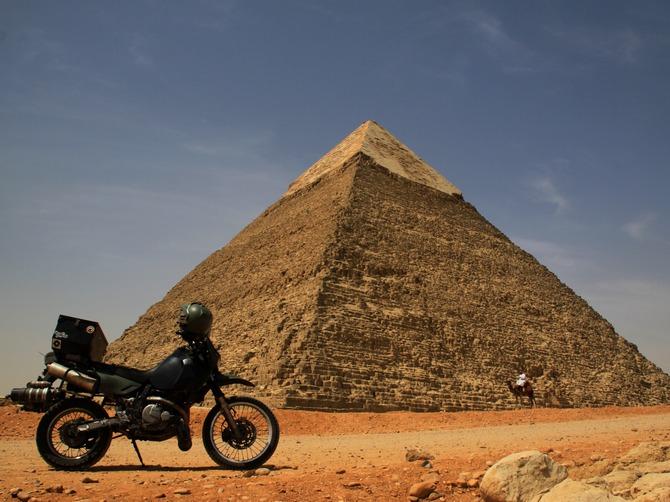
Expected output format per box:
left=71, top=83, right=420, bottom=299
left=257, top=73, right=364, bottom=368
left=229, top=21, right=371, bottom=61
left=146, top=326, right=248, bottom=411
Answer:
left=51, top=315, right=108, bottom=363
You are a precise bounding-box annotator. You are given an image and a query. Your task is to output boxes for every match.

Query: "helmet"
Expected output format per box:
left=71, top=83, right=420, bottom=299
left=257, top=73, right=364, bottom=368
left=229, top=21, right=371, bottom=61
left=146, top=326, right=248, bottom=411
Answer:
left=178, top=302, right=213, bottom=340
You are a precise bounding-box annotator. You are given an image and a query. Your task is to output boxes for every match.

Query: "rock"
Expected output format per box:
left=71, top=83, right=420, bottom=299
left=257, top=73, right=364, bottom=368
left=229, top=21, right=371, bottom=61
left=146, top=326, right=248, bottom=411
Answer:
left=46, top=485, right=64, bottom=494
left=16, top=492, right=31, bottom=502
left=589, top=459, right=616, bottom=477
left=540, top=479, right=626, bottom=501
left=479, top=450, right=567, bottom=502
left=420, top=471, right=440, bottom=484
left=421, top=460, right=433, bottom=469
left=406, top=449, right=434, bottom=462
left=587, top=469, right=640, bottom=493
left=335, top=469, right=346, bottom=474
left=408, top=497, right=419, bottom=502
left=631, top=472, right=670, bottom=497
left=65, top=489, right=76, bottom=495
left=632, top=487, right=670, bottom=501
left=408, top=480, right=436, bottom=499
left=612, top=489, right=632, bottom=499
left=427, top=492, right=441, bottom=500
left=10, top=488, right=21, bottom=496
left=344, top=482, right=361, bottom=488
left=467, top=478, right=479, bottom=488
left=81, top=477, right=98, bottom=484
left=242, top=470, right=255, bottom=478
left=455, top=478, right=468, bottom=488
left=173, top=488, right=191, bottom=495
left=634, top=460, right=670, bottom=474
left=619, top=442, right=670, bottom=464
left=255, top=468, right=271, bottom=476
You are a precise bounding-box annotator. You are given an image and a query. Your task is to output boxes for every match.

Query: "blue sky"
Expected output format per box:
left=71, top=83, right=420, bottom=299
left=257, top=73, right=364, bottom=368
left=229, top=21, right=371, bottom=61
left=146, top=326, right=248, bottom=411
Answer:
left=1, top=1, right=669, bottom=390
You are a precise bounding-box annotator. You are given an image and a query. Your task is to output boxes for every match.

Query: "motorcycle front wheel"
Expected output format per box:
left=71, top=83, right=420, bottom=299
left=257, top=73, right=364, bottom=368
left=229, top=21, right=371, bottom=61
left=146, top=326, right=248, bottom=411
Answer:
left=202, top=396, right=279, bottom=469
left=36, top=398, right=112, bottom=470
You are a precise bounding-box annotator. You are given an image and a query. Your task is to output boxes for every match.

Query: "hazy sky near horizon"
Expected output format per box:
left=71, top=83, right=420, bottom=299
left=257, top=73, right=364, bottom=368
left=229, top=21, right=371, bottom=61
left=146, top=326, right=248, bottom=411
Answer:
left=1, top=1, right=669, bottom=391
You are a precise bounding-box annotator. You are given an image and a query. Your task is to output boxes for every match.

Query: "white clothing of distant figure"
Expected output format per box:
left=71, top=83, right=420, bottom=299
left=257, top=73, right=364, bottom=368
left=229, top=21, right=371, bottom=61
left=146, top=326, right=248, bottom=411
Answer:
left=516, top=373, right=527, bottom=388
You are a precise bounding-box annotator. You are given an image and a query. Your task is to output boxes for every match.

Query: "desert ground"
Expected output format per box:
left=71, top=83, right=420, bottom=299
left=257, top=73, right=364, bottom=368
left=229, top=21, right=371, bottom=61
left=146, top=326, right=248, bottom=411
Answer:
left=1, top=404, right=669, bottom=501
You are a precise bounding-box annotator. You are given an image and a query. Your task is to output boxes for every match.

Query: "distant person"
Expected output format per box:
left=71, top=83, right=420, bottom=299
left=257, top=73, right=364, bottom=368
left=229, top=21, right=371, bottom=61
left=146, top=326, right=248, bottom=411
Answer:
left=515, top=372, right=528, bottom=392
left=507, top=372, right=536, bottom=406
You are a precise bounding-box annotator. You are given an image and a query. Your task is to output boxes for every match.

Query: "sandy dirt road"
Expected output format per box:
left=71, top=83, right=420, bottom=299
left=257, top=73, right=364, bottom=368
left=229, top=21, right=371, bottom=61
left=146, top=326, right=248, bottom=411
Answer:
left=1, top=405, right=669, bottom=501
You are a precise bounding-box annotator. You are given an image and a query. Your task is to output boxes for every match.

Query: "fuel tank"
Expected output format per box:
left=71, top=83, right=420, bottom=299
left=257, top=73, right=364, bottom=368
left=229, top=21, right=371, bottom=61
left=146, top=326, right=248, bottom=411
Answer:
left=149, top=347, right=207, bottom=391
left=95, top=347, right=208, bottom=395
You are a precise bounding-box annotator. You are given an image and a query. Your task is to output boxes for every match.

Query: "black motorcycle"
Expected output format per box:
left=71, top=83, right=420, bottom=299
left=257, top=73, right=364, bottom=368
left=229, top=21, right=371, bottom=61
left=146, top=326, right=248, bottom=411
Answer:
left=9, top=314, right=279, bottom=470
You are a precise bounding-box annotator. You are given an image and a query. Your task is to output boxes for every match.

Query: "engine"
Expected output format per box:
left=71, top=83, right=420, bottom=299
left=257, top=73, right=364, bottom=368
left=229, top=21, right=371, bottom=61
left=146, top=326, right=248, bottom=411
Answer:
left=115, top=398, right=177, bottom=432
left=141, top=403, right=175, bottom=428
left=114, top=396, right=189, bottom=449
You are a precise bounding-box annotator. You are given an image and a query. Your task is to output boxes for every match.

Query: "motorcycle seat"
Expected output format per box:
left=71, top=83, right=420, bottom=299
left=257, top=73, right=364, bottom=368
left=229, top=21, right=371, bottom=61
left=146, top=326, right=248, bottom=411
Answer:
left=93, top=362, right=157, bottom=385
left=92, top=347, right=193, bottom=391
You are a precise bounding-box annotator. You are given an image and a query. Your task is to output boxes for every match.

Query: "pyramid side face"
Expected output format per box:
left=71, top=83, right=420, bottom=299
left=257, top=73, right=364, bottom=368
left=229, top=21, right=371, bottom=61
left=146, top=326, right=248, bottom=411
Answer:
left=279, top=156, right=669, bottom=411
left=285, top=120, right=461, bottom=198
left=105, top=122, right=668, bottom=412
left=105, top=156, right=360, bottom=395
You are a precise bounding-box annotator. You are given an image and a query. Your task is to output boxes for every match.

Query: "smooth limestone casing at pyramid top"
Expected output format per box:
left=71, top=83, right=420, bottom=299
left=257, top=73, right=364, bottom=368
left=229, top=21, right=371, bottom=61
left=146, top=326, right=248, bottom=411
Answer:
left=105, top=121, right=670, bottom=411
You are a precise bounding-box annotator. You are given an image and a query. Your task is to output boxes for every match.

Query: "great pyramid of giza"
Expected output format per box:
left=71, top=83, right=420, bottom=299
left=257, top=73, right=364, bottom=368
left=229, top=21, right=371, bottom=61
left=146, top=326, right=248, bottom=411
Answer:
left=106, top=120, right=670, bottom=411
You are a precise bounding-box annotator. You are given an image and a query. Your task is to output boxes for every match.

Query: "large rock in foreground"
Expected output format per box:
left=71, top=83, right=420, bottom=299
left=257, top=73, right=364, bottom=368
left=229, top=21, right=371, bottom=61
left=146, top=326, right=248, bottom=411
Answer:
left=480, top=442, right=670, bottom=501
left=540, top=479, right=624, bottom=501
left=630, top=472, right=670, bottom=499
left=618, top=441, right=670, bottom=465
left=480, top=450, right=567, bottom=501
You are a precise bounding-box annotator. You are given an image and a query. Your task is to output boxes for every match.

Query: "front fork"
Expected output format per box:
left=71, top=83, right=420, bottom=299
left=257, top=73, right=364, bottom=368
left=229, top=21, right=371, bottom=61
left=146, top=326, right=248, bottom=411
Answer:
left=210, top=384, right=242, bottom=440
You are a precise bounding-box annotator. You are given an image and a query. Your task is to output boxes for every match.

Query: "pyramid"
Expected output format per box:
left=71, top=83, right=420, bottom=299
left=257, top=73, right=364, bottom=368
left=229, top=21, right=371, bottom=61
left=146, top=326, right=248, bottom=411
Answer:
left=106, top=120, right=670, bottom=411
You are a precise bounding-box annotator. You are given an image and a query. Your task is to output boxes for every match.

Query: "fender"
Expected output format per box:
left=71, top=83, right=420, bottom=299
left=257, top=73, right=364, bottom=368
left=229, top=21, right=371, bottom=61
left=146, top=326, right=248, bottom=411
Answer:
left=213, top=373, right=255, bottom=387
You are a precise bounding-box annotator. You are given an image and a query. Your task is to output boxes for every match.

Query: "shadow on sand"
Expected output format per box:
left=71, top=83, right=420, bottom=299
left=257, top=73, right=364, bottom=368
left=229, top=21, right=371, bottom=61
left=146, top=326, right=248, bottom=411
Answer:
left=86, top=464, right=227, bottom=472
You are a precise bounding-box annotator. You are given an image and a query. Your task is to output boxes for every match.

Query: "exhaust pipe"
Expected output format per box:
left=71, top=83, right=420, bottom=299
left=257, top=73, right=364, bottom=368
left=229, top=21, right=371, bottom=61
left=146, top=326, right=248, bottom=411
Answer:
left=76, top=417, right=121, bottom=433
left=47, top=363, right=98, bottom=392
left=10, top=385, right=63, bottom=411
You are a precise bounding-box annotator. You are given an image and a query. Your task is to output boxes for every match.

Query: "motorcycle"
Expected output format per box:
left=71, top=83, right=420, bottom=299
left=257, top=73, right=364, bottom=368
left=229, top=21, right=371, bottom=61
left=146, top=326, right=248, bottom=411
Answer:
left=9, top=314, right=279, bottom=470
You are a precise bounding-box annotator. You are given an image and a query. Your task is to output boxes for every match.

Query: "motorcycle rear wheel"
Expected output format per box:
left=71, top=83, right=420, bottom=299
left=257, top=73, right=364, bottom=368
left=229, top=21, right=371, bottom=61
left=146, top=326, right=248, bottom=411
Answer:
left=36, top=398, right=112, bottom=470
left=202, top=396, right=279, bottom=469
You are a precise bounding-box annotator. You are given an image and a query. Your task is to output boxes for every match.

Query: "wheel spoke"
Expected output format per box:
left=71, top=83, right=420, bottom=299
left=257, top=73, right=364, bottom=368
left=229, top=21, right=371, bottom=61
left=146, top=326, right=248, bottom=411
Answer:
left=48, top=408, right=101, bottom=460
left=208, top=400, right=275, bottom=465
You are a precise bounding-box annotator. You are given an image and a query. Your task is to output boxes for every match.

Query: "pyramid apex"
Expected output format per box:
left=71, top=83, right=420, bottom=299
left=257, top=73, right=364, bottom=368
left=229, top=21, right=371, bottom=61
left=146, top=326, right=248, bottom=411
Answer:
left=284, top=121, right=462, bottom=198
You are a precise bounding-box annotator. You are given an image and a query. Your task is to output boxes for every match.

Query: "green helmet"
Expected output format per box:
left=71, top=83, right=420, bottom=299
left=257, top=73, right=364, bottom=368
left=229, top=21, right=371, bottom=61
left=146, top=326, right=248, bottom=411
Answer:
left=178, top=302, right=213, bottom=340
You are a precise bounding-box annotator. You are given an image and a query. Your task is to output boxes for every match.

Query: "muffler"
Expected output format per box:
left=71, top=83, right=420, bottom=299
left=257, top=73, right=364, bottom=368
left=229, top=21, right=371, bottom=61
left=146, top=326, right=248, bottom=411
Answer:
left=46, top=362, right=98, bottom=392
left=10, top=383, right=64, bottom=411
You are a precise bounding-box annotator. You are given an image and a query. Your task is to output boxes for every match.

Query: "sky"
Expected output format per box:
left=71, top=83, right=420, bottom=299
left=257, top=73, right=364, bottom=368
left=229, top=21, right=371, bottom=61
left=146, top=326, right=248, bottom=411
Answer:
left=1, top=1, right=669, bottom=391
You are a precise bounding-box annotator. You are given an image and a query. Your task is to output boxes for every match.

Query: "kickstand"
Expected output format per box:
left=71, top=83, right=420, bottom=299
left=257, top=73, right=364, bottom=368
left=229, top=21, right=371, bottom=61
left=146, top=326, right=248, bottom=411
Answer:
left=130, top=438, right=145, bottom=467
